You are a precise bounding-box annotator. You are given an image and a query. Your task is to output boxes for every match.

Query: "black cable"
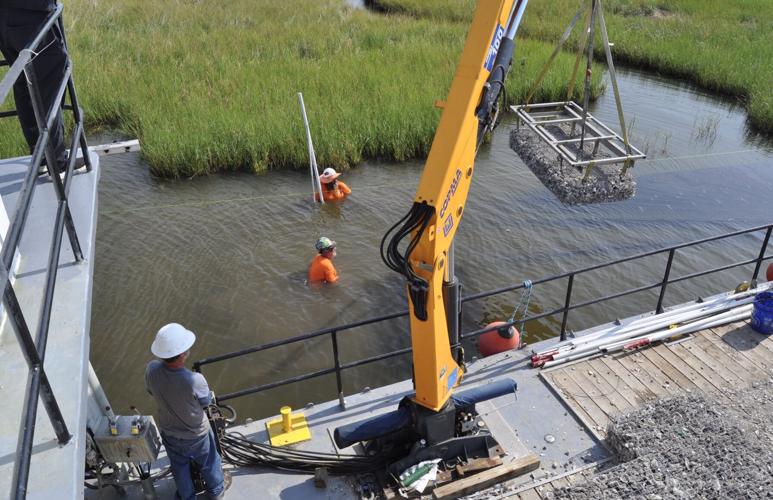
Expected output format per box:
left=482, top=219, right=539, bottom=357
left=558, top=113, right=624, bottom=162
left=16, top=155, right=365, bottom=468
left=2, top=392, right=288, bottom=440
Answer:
left=219, top=432, right=396, bottom=475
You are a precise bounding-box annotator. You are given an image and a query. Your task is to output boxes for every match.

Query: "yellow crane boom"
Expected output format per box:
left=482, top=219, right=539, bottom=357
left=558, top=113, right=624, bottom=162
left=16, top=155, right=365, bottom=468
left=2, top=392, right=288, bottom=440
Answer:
left=381, top=0, right=527, bottom=411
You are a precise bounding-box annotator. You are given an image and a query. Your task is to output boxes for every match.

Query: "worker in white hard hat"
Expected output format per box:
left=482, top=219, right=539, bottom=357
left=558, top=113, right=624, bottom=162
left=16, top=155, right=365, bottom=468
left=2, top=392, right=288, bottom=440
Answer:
left=315, top=167, right=351, bottom=202
left=145, top=323, right=228, bottom=499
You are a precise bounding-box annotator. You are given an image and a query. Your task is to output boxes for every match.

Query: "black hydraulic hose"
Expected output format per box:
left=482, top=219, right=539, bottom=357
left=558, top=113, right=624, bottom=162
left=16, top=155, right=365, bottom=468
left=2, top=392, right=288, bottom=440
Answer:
left=476, top=36, right=516, bottom=148
left=219, top=432, right=396, bottom=475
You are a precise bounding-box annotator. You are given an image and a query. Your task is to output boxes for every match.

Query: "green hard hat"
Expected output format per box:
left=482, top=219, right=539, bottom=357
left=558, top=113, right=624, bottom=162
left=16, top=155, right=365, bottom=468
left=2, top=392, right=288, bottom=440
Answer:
left=315, top=237, right=336, bottom=251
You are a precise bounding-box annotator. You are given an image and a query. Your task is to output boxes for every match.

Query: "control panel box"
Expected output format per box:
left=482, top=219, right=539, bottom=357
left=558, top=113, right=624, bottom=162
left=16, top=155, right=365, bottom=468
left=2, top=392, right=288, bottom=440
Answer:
left=92, top=415, right=161, bottom=463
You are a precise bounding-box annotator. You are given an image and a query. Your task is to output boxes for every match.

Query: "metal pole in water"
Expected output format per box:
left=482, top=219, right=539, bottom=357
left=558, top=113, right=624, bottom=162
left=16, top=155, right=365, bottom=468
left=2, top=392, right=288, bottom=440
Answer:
left=298, top=93, right=324, bottom=204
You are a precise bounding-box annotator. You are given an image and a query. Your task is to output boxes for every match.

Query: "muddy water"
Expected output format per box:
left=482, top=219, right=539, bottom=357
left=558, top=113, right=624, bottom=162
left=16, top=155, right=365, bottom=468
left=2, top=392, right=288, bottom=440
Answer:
left=91, top=67, right=773, bottom=420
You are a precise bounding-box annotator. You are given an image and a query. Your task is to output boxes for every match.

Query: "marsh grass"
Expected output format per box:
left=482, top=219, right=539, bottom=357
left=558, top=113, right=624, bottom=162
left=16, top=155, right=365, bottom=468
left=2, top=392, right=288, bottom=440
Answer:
left=0, top=1, right=605, bottom=177
left=383, top=0, right=773, bottom=136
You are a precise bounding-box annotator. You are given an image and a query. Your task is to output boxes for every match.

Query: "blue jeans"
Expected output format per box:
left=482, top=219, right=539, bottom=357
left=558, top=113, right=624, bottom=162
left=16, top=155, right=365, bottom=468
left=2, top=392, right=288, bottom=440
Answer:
left=162, top=431, right=224, bottom=499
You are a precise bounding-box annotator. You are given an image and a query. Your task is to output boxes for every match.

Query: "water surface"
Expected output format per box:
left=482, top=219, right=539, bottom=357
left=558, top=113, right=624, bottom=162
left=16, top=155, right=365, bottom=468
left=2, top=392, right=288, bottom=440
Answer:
left=91, top=68, right=773, bottom=420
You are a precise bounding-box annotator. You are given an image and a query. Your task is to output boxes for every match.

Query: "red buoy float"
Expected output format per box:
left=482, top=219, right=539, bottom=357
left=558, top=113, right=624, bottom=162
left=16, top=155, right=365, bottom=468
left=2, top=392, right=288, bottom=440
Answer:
left=478, top=321, right=520, bottom=357
left=766, top=262, right=773, bottom=282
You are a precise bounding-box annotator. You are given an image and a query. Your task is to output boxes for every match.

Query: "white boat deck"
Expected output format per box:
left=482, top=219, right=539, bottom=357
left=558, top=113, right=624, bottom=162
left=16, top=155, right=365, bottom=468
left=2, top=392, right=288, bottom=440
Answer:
left=0, top=154, right=100, bottom=500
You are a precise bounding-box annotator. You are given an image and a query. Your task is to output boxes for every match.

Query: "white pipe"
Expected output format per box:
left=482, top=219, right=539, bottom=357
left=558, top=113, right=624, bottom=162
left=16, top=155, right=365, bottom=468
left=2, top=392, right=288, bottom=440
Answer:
left=600, top=304, right=753, bottom=352
left=88, top=362, right=115, bottom=418
left=543, top=304, right=753, bottom=368
left=545, top=297, right=752, bottom=357
left=547, top=296, right=754, bottom=362
left=536, top=287, right=763, bottom=356
left=537, top=296, right=723, bottom=354
left=298, top=92, right=324, bottom=204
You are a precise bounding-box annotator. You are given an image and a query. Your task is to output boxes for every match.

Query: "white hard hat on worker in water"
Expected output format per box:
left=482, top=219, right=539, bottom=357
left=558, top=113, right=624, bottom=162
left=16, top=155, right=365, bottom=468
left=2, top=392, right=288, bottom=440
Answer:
left=320, top=168, right=341, bottom=184
left=151, top=323, right=196, bottom=358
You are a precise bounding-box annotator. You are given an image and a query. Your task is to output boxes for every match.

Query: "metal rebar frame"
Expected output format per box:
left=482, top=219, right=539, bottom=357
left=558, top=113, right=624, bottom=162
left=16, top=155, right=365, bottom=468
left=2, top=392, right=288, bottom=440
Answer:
left=195, top=223, right=773, bottom=405
left=512, top=101, right=645, bottom=169
left=516, top=0, right=644, bottom=177
left=0, top=5, right=91, bottom=499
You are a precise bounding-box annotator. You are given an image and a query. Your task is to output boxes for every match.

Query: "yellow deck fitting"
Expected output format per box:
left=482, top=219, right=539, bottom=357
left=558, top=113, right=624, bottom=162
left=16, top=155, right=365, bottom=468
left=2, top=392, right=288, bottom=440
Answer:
left=266, top=406, right=311, bottom=446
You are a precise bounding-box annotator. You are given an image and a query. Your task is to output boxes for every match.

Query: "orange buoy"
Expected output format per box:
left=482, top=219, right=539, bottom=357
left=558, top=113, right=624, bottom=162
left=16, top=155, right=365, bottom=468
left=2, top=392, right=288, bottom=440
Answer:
left=478, top=321, right=520, bottom=357
left=766, top=263, right=773, bottom=282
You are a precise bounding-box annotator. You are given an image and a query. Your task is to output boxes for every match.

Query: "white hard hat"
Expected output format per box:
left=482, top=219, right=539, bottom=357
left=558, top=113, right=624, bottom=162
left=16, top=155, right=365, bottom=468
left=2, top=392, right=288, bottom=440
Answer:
left=319, top=168, right=341, bottom=183
left=151, top=323, right=196, bottom=359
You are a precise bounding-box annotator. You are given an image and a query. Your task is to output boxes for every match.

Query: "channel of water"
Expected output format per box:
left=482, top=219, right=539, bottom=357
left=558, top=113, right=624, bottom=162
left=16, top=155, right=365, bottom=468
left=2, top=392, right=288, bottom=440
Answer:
left=91, top=67, right=773, bottom=420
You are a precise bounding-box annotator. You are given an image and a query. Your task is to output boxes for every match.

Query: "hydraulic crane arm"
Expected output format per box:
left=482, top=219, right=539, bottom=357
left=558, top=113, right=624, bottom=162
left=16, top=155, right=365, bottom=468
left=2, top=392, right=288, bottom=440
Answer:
left=381, top=0, right=529, bottom=411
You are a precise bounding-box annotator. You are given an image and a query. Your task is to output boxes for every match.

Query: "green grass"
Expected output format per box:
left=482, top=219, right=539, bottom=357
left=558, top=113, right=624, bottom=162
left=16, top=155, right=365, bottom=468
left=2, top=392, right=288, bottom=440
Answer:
left=380, top=0, right=773, bottom=135
left=3, top=0, right=771, bottom=176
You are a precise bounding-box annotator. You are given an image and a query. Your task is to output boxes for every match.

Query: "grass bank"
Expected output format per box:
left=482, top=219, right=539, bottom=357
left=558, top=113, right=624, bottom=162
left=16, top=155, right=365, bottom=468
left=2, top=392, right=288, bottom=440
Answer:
left=0, top=0, right=599, bottom=177
left=378, top=0, right=773, bottom=134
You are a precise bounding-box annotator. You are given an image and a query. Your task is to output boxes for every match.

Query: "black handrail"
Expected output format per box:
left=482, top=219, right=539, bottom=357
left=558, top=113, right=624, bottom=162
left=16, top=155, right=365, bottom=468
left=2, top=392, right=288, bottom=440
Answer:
left=0, top=5, right=91, bottom=499
left=196, top=223, right=773, bottom=406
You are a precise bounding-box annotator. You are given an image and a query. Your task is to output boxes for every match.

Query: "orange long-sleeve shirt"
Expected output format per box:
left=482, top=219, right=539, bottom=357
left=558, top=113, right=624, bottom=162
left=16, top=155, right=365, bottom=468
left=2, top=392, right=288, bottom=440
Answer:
left=308, top=254, right=338, bottom=283
left=315, top=181, right=351, bottom=202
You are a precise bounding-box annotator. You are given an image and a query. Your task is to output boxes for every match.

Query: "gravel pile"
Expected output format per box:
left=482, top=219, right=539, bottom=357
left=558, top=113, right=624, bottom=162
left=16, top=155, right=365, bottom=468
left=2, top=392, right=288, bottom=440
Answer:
left=551, top=380, right=773, bottom=499
left=510, top=127, right=636, bottom=205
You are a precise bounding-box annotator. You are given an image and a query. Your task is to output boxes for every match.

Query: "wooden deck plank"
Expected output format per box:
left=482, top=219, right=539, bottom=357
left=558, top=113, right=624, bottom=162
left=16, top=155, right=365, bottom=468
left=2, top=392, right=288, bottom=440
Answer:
left=692, top=332, right=761, bottom=383
left=712, top=322, right=773, bottom=371
left=598, top=355, right=658, bottom=402
left=565, top=469, right=590, bottom=485
left=614, top=351, right=681, bottom=396
left=432, top=455, right=540, bottom=500
left=541, top=370, right=601, bottom=431
left=694, top=331, right=759, bottom=381
left=517, top=487, right=542, bottom=500
left=732, top=319, right=773, bottom=349
left=650, top=341, right=726, bottom=397
left=705, top=326, right=768, bottom=379
left=566, top=364, right=627, bottom=417
left=673, top=336, right=746, bottom=385
left=578, top=360, right=636, bottom=414
left=610, top=351, right=671, bottom=397
left=549, top=477, right=570, bottom=489
left=641, top=345, right=701, bottom=392
left=535, top=482, right=553, bottom=499
left=665, top=342, right=731, bottom=392
left=587, top=357, right=640, bottom=407
left=544, top=369, right=610, bottom=435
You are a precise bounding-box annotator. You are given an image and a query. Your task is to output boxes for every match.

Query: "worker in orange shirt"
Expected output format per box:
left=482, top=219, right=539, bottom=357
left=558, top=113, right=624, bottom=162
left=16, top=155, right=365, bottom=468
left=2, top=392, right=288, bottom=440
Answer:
left=308, top=237, right=339, bottom=284
left=315, top=168, right=351, bottom=202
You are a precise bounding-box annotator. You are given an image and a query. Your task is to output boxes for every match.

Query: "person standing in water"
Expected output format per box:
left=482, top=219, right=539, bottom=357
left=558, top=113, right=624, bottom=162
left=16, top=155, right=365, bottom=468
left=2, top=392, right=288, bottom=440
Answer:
left=315, top=168, right=351, bottom=202
left=308, top=237, right=339, bottom=284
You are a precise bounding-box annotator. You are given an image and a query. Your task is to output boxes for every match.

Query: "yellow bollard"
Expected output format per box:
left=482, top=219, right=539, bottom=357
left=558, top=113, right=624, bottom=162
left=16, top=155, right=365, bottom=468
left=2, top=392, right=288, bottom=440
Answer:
left=281, top=406, right=292, bottom=433
left=266, top=405, right=311, bottom=446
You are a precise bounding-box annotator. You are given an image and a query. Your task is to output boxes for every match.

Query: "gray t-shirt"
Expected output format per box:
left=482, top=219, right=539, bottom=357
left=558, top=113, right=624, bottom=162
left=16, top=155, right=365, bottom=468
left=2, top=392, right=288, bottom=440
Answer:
left=145, top=360, right=211, bottom=439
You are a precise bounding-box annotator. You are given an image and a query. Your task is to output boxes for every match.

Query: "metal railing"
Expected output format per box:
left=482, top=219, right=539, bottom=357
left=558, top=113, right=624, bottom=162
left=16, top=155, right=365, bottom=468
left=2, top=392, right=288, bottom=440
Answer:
left=195, top=223, right=772, bottom=407
left=0, top=5, right=91, bottom=499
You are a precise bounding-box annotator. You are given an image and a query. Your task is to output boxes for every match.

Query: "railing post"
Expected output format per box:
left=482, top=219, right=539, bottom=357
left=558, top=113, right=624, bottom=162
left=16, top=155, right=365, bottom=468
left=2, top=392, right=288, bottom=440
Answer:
left=23, top=57, right=83, bottom=262
left=751, top=226, right=772, bottom=283
left=331, top=331, right=346, bottom=410
left=560, top=274, right=574, bottom=341
left=656, top=249, right=676, bottom=314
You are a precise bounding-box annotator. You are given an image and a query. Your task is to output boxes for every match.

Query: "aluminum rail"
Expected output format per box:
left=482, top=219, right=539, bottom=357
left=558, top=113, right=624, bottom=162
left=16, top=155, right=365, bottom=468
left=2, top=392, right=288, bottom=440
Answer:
left=195, top=224, right=773, bottom=409
left=0, top=5, right=91, bottom=498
